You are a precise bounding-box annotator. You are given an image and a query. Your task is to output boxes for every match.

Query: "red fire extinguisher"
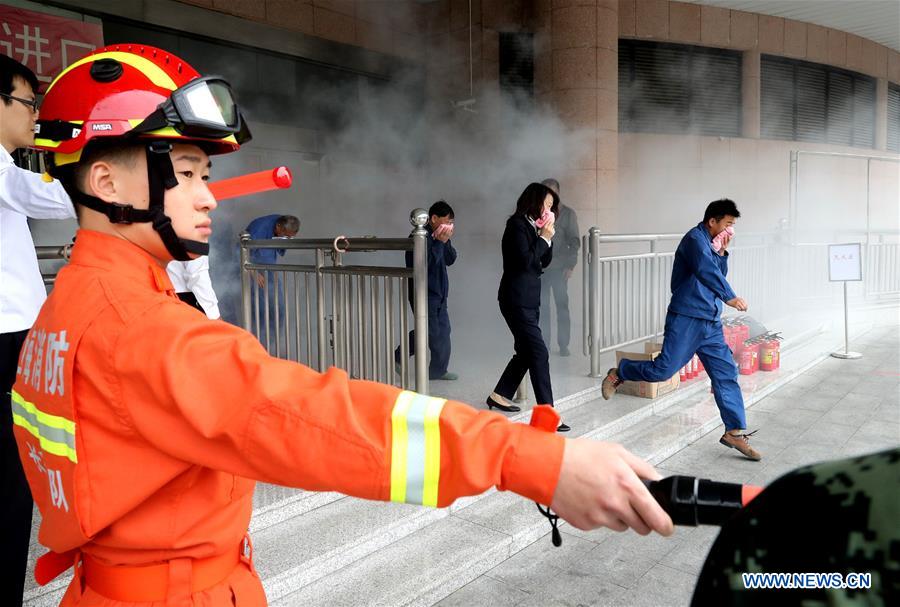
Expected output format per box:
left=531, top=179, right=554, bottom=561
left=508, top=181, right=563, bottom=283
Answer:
left=736, top=319, right=751, bottom=343
left=759, top=333, right=782, bottom=372
left=739, top=340, right=760, bottom=375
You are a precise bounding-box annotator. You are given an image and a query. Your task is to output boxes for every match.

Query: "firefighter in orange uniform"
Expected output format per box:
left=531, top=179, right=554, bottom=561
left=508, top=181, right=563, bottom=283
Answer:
left=12, top=45, right=672, bottom=606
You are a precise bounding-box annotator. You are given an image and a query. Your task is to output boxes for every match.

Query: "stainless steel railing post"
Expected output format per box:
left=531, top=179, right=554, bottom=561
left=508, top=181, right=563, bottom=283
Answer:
left=582, top=234, right=588, bottom=357
left=239, top=231, right=252, bottom=332
left=411, top=209, right=429, bottom=395
left=315, top=248, right=327, bottom=372
left=514, top=376, right=528, bottom=403
left=588, top=227, right=602, bottom=377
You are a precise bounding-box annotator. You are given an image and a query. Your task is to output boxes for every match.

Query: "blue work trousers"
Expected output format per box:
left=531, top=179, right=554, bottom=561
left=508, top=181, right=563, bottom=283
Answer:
left=396, top=300, right=451, bottom=380
left=617, top=311, right=747, bottom=430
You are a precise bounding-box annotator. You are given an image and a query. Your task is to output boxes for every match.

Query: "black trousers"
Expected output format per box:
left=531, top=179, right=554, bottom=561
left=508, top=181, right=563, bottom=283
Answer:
left=493, top=303, right=553, bottom=405
left=1, top=329, right=33, bottom=607
left=539, top=269, right=571, bottom=350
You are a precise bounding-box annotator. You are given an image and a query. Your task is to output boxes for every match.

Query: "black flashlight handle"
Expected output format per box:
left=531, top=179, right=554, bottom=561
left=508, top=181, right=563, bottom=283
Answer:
left=643, top=476, right=754, bottom=526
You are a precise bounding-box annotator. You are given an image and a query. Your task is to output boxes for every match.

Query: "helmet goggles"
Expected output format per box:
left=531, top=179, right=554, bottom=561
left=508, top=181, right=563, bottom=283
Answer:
left=132, top=75, right=251, bottom=143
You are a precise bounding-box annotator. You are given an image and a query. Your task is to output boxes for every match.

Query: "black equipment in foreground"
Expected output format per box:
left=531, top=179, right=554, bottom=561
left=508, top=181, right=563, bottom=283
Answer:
left=643, top=475, right=762, bottom=527
left=538, top=475, right=762, bottom=547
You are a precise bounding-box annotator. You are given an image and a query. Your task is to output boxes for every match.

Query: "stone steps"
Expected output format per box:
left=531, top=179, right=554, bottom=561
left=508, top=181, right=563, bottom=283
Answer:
left=23, top=324, right=833, bottom=606
left=264, top=325, right=839, bottom=606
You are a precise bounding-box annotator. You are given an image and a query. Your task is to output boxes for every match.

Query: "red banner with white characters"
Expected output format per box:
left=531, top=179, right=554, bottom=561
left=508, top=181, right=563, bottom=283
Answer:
left=0, top=4, right=103, bottom=92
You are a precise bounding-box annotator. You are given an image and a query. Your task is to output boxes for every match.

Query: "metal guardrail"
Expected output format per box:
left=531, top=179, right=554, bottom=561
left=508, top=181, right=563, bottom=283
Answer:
left=36, top=244, right=73, bottom=286
left=582, top=229, right=900, bottom=377
left=239, top=209, right=430, bottom=393
left=34, top=219, right=899, bottom=391
left=33, top=212, right=431, bottom=394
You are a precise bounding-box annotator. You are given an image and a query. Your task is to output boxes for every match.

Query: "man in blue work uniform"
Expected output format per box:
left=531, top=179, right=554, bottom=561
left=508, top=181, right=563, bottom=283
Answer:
left=246, top=214, right=300, bottom=268
left=395, top=200, right=458, bottom=381
left=245, top=214, right=299, bottom=350
left=601, top=199, right=761, bottom=461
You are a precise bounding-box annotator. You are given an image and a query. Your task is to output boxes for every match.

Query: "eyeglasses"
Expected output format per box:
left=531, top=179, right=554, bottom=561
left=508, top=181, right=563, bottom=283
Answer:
left=0, top=93, right=39, bottom=113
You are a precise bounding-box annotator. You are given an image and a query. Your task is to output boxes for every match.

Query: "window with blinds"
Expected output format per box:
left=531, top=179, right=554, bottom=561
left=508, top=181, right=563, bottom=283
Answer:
left=761, top=55, right=876, bottom=149
left=618, top=40, right=742, bottom=137
left=499, top=32, right=534, bottom=108
left=888, top=83, right=900, bottom=153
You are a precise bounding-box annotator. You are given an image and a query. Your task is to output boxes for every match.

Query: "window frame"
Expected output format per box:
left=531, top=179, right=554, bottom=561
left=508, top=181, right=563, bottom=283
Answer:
left=618, top=39, right=743, bottom=137
left=760, top=54, right=877, bottom=149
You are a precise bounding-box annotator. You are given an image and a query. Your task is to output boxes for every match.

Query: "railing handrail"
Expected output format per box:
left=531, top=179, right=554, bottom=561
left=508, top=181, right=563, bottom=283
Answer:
left=587, top=229, right=899, bottom=244
left=793, top=150, right=900, bottom=163
left=35, top=244, right=73, bottom=260
left=587, top=230, right=682, bottom=243
left=583, top=227, right=900, bottom=376
left=241, top=237, right=414, bottom=252
left=239, top=209, right=431, bottom=393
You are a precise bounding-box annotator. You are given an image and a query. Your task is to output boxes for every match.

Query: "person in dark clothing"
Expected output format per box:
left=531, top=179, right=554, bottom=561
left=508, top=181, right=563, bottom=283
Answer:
left=245, top=214, right=300, bottom=267
left=488, top=183, right=570, bottom=432
left=539, top=178, right=580, bottom=357
left=602, top=199, right=760, bottom=460
left=395, top=201, right=458, bottom=381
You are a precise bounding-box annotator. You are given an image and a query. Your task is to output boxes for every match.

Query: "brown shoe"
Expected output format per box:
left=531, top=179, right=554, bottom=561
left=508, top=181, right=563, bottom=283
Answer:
left=719, top=429, right=762, bottom=461
left=601, top=368, right=623, bottom=400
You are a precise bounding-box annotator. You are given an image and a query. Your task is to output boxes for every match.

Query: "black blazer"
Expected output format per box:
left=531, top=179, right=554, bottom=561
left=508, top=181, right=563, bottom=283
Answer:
left=498, top=214, right=553, bottom=309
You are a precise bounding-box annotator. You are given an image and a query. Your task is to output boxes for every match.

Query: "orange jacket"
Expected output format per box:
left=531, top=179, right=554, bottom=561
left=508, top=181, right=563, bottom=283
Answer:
left=12, top=229, right=563, bottom=568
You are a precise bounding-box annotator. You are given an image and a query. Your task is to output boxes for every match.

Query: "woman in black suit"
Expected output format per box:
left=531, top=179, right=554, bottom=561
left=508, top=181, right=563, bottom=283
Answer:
left=487, top=182, right=569, bottom=432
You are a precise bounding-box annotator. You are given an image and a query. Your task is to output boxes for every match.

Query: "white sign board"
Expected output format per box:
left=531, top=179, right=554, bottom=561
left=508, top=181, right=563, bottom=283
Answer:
left=828, top=243, right=862, bottom=282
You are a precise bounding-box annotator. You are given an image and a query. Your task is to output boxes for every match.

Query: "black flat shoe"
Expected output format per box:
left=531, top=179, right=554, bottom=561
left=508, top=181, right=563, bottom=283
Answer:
left=556, top=423, right=571, bottom=433
left=486, top=396, right=521, bottom=413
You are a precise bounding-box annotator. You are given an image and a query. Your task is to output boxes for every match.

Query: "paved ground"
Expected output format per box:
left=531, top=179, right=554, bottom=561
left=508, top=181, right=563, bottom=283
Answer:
left=435, top=323, right=900, bottom=607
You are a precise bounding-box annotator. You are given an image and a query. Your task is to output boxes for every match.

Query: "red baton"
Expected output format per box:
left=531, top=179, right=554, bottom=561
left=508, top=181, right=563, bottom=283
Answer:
left=208, top=166, right=293, bottom=201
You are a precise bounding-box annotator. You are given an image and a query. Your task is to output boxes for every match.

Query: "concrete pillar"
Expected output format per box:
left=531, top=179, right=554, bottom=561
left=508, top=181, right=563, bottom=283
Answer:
left=875, top=77, right=888, bottom=151
left=546, top=0, right=618, bottom=231
left=742, top=50, right=761, bottom=139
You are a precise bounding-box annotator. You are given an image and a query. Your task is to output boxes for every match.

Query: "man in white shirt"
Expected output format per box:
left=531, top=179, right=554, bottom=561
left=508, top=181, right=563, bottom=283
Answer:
left=0, top=54, right=75, bottom=605
left=166, top=256, right=221, bottom=319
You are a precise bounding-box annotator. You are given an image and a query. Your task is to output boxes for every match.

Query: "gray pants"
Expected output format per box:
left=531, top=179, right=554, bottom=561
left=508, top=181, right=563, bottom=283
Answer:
left=540, top=269, right=570, bottom=350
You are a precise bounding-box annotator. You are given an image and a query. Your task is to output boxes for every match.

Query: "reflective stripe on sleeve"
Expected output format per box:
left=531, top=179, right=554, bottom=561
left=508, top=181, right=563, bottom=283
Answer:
left=10, top=390, right=77, bottom=464
left=390, top=391, right=446, bottom=507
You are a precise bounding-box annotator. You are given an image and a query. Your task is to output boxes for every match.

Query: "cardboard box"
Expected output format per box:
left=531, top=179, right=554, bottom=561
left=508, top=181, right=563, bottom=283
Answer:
left=615, top=347, right=680, bottom=399
left=644, top=341, right=665, bottom=354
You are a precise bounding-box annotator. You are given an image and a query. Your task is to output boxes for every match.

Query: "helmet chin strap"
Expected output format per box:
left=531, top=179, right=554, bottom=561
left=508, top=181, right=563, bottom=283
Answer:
left=145, top=141, right=207, bottom=261
left=70, top=141, right=209, bottom=261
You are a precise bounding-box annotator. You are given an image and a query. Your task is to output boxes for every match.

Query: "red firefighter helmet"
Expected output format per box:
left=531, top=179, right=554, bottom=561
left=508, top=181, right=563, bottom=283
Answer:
left=33, top=44, right=251, bottom=261
left=35, top=44, right=249, bottom=170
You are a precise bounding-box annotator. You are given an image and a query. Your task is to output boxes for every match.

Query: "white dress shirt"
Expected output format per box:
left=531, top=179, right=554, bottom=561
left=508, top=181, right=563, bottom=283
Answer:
left=0, top=147, right=75, bottom=333
left=166, top=256, right=221, bottom=320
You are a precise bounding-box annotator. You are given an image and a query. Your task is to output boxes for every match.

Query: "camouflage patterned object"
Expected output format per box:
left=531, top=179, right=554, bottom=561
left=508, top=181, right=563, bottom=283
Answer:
left=692, top=448, right=899, bottom=606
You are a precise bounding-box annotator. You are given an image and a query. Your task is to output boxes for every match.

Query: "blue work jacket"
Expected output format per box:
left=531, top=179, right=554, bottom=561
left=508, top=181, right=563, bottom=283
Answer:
left=246, top=214, right=285, bottom=265
left=668, top=222, right=737, bottom=321
left=405, top=225, right=457, bottom=306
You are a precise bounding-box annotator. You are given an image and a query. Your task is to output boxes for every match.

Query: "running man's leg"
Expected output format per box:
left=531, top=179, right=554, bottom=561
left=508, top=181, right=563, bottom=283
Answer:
left=617, top=313, right=700, bottom=382
left=696, top=321, right=747, bottom=431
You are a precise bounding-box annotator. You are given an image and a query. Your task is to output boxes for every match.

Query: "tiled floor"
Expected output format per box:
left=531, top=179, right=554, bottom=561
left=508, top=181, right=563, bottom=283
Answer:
left=435, top=323, right=899, bottom=607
